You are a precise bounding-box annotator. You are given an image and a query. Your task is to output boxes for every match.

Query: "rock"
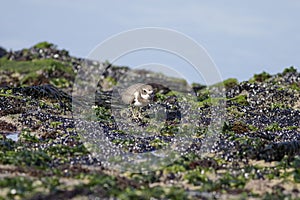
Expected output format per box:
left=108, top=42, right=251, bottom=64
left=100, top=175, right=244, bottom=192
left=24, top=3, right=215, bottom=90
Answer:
left=0, top=46, right=7, bottom=58
left=0, top=42, right=300, bottom=199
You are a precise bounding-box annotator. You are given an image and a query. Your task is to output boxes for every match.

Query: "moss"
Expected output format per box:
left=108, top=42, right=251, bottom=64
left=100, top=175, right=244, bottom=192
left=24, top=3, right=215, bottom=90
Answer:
left=265, top=123, right=282, bottom=132
left=104, top=76, right=117, bottom=86
left=193, top=127, right=208, bottom=138
left=226, top=105, right=245, bottom=117
left=197, top=97, right=226, bottom=108
left=252, top=71, right=272, bottom=82
left=21, top=73, right=40, bottom=85
left=0, top=89, right=18, bottom=98
left=0, top=138, right=16, bottom=151
left=210, top=78, right=238, bottom=90
left=229, top=94, right=249, bottom=106
left=289, top=82, right=300, bottom=91
left=50, top=121, right=63, bottom=129
left=271, top=103, right=289, bottom=110
left=223, top=78, right=239, bottom=89
left=248, top=124, right=259, bottom=132
left=94, top=105, right=113, bottom=124
left=149, top=138, right=168, bottom=149
left=0, top=134, right=4, bottom=140
left=112, top=138, right=135, bottom=147
left=50, top=77, right=71, bottom=88
left=155, top=92, right=168, bottom=101
left=117, top=186, right=187, bottom=200
left=19, top=130, right=40, bottom=143
left=154, top=90, right=179, bottom=102
left=48, top=143, right=88, bottom=155
left=164, top=164, right=186, bottom=174
left=0, top=58, right=74, bottom=87
left=33, top=41, right=55, bottom=49
left=196, top=88, right=210, bottom=102
left=286, top=126, right=298, bottom=131
left=0, top=149, right=51, bottom=169
left=219, top=171, right=247, bottom=189
left=282, top=66, right=297, bottom=76
left=160, top=124, right=179, bottom=136
left=184, top=168, right=211, bottom=186
left=0, top=177, right=35, bottom=199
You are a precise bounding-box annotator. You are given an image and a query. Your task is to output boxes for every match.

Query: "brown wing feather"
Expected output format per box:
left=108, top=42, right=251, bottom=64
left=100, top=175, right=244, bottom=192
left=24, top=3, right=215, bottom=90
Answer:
left=121, top=83, right=145, bottom=104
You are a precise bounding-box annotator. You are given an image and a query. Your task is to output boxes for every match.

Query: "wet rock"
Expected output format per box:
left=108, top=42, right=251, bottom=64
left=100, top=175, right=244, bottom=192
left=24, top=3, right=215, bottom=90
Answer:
left=0, top=120, right=17, bottom=132
left=6, top=42, right=72, bottom=63
left=0, top=46, right=7, bottom=58
left=1, top=43, right=300, bottom=199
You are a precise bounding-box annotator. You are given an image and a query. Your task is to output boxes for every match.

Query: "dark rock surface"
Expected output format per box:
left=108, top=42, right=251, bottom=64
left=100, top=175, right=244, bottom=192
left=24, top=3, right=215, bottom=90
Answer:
left=0, top=46, right=6, bottom=58
left=0, top=43, right=299, bottom=199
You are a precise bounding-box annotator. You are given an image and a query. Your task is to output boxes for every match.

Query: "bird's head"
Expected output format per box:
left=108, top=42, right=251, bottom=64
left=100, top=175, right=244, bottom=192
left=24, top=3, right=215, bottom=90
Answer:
left=140, top=85, right=154, bottom=100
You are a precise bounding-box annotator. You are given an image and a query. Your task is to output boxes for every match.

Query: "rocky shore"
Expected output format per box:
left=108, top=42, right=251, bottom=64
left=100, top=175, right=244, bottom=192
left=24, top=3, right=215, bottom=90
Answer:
left=0, top=42, right=299, bottom=199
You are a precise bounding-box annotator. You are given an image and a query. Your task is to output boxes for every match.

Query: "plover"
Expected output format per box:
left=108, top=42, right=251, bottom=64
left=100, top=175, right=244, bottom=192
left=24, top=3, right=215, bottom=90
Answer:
left=121, top=83, right=154, bottom=106
left=121, top=83, right=154, bottom=119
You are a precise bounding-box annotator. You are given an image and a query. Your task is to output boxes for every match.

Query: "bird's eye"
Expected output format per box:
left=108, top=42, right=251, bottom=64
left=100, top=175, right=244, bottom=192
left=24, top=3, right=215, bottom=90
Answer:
left=143, top=89, right=147, bottom=93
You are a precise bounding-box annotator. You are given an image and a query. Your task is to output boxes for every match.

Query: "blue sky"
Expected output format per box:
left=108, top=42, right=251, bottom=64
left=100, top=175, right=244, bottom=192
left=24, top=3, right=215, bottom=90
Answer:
left=1, top=0, right=300, bottom=84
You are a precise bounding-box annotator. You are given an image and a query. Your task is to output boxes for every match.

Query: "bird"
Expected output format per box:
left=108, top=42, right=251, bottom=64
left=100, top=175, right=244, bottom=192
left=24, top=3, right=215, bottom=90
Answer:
left=120, top=83, right=154, bottom=120
left=121, top=83, right=154, bottom=106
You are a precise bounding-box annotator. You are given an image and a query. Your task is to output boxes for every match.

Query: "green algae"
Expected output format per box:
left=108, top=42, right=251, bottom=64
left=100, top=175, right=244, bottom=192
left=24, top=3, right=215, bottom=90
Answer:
left=0, top=58, right=74, bottom=87
left=230, top=94, right=249, bottom=106
left=251, top=71, right=272, bottom=82
left=0, top=43, right=300, bottom=200
left=265, top=123, right=282, bottom=132
left=33, top=42, right=55, bottom=49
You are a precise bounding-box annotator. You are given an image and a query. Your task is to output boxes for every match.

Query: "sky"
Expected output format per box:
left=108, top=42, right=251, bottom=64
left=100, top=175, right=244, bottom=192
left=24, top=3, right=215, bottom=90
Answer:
left=1, top=0, right=300, bottom=84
